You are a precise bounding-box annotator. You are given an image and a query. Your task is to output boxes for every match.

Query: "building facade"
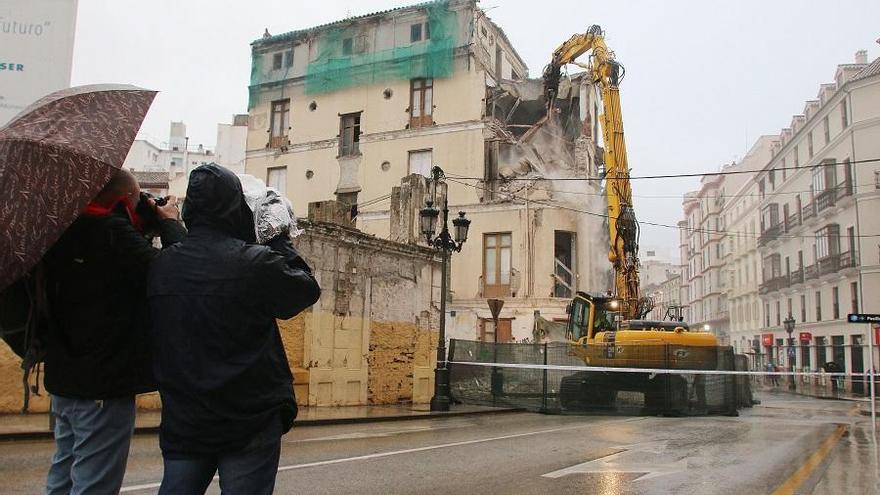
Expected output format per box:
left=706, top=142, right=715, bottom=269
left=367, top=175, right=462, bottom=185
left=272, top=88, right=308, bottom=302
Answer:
left=245, top=0, right=610, bottom=345
left=724, top=137, right=774, bottom=360
left=753, top=51, right=880, bottom=392
left=123, top=117, right=249, bottom=195
left=678, top=50, right=880, bottom=392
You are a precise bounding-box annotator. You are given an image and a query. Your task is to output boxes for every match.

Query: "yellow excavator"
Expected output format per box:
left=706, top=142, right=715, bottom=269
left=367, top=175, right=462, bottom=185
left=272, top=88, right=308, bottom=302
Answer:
left=542, top=26, right=722, bottom=412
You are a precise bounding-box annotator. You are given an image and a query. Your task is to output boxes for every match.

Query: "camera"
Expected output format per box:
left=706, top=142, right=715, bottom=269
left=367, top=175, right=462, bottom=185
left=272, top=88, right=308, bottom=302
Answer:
left=137, top=192, right=171, bottom=234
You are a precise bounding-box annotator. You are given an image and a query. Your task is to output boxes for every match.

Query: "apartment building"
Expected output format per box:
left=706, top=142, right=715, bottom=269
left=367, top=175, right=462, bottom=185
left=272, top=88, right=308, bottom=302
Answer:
left=245, top=0, right=609, bottom=346
left=753, top=51, right=880, bottom=392
left=724, top=137, right=775, bottom=360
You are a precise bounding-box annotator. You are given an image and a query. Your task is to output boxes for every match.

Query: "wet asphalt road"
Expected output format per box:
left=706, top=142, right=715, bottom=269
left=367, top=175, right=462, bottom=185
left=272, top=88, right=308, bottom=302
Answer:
left=1, top=391, right=877, bottom=494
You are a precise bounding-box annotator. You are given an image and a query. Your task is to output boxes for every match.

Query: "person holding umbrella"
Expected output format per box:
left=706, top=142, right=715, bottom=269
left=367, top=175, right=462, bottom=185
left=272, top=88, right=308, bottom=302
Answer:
left=0, top=84, right=174, bottom=494
left=44, top=169, right=184, bottom=494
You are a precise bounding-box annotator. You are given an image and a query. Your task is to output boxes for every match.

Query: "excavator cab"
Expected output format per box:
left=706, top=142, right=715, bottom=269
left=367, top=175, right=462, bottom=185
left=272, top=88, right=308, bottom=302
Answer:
left=566, top=292, right=617, bottom=343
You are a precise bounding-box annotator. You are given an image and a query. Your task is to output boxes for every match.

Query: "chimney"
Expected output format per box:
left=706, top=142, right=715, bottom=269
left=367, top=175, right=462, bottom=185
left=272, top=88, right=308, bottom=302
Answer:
left=855, top=50, right=868, bottom=64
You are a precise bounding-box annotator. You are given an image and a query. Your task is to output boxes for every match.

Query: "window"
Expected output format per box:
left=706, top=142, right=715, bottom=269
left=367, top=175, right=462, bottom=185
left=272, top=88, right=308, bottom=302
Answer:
left=815, top=291, right=822, bottom=321
left=812, top=161, right=837, bottom=194
left=480, top=318, right=512, bottom=343
left=782, top=158, right=787, bottom=181
left=284, top=49, right=293, bottom=68
left=409, top=78, right=433, bottom=128
left=272, top=52, right=283, bottom=70
left=765, top=303, right=770, bottom=327
left=338, top=112, right=361, bottom=157
left=554, top=231, right=576, bottom=298
left=807, top=131, right=814, bottom=158
left=840, top=100, right=848, bottom=128
left=342, top=37, right=353, bottom=55
left=800, top=294, right=807, bottom=322
left=760, top=203, right=779, bottom=231
left=832, top=286, right=839, bottom=319
left=814, top=224, right=839, bottom=260
left=269, top=99, right=290, bottom=147
left=815, top=336, right=827, bottom=367
left=484, top=233, right=512, bottom=298
left=266, top=166, right=287, bottom=196
left=823, top=116, right=830, bottom=144
left=410, top=23, right=425, bottom=42
left=832, top=336, right=845, bottom=371
left=793, top=145, right=799, bottom=167
left=407, top=149, right=432, bottom=177
left=851, top=282, right=859, bottom=313
left=787, top=298, right=792, bottom=318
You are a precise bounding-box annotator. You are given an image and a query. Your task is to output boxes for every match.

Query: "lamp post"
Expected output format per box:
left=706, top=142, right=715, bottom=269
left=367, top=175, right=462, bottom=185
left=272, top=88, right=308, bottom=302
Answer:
left=419, top=166, right=471, bottom=412
left=784, top=314, right=797, bottom=391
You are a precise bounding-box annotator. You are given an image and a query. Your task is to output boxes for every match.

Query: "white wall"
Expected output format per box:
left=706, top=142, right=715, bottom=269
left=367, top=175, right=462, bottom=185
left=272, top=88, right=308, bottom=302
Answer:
left=0, top=0, right=78, bottom=125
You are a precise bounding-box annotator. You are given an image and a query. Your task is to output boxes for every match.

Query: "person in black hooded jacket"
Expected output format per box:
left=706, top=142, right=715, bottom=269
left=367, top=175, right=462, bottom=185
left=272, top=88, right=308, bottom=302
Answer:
left=148, top=164, right=320, bottom=494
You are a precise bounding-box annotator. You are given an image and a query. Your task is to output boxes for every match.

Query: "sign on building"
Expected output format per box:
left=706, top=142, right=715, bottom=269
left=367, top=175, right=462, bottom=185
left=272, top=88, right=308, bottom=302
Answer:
left=847, top=313, right=880, bottom=323
left=0, top=0, right=78, bottom=126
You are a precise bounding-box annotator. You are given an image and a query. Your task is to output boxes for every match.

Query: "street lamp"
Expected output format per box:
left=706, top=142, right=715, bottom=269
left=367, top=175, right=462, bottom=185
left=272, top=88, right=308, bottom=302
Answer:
left=784, top=314, right=797, bottom=391
left=420, top=166, right=471, bottom=412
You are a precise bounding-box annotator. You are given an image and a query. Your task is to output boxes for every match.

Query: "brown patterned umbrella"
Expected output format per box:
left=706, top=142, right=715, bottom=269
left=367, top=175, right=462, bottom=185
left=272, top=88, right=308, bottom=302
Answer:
left=0, top=84, right=157, bottom=291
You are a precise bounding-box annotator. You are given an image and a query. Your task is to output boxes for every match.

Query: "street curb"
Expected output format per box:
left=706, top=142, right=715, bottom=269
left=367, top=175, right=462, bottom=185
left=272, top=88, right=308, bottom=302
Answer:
left=0, top=407, right=523, bottom=443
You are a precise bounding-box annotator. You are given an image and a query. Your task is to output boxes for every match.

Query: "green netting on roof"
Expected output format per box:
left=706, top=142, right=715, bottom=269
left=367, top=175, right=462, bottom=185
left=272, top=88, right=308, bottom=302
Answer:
left=248, top=52, right=265, bottom=109
left=304, top=1, right=457, bottom=95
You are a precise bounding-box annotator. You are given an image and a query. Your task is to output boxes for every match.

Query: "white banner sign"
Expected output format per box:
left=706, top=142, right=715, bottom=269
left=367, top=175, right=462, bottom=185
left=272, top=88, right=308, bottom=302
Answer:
left=0, top=0, right=78, bottom=125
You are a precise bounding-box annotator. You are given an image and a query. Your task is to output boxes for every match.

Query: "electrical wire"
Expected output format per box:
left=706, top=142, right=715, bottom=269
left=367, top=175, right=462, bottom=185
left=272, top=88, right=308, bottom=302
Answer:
left=444, top=157, right=880, bottom=182
left=444, top=177, right=880, bottom=240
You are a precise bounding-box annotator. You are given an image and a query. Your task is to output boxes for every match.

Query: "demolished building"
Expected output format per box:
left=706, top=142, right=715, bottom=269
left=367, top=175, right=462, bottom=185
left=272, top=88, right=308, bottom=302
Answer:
left=245, top=0, right=611, bottom=348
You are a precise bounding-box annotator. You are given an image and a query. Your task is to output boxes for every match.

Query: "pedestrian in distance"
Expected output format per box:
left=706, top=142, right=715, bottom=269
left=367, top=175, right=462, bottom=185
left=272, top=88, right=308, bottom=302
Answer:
left=43, top=169, right=184, bottom=495
left=148, top=164, right=320, bottom=494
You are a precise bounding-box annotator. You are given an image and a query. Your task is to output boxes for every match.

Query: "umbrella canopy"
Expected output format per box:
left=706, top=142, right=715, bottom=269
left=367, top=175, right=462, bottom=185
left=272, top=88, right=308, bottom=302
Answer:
left=0, top=84, right=157, bottom=291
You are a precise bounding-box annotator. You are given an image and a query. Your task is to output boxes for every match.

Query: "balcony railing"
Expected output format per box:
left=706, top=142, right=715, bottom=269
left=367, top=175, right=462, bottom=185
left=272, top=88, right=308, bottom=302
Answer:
left=790, top=268, right=804, bottom=285
left=785, top=213, right=801, bottom=231
left=758, top=275, right=790, bottom=295
left=818, top=254, right=840, bottom=276
left=758, top=223, right=784, bottom=247
left=839, top=250, right=859, bottom=269
left=815, top=189, right=836, bottom=213
left=804, top=263, right=818, bottom=280
left=835, top=178, right=854, bottom=201
left=801, top=201, right=816, bottom=222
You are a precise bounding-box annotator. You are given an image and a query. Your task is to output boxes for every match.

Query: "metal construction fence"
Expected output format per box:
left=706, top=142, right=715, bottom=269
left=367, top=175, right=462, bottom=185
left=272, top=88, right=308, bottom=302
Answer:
left=448, top=339, right=746, bottom=416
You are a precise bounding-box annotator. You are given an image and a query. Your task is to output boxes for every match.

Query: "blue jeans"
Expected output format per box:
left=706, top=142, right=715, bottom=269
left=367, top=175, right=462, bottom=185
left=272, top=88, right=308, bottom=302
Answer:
left=158, top=416, right=282, bottom=495
left=46, top=395, right=136, bottom=495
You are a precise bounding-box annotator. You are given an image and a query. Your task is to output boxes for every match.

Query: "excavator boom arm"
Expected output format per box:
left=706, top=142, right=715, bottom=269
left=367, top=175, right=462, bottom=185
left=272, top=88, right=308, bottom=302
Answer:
left=543, top=25, right=651, bottom=320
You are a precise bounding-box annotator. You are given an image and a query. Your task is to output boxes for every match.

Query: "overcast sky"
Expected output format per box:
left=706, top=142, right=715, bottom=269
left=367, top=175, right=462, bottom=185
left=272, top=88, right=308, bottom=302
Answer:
left=70, top=0, right=880, bottom=258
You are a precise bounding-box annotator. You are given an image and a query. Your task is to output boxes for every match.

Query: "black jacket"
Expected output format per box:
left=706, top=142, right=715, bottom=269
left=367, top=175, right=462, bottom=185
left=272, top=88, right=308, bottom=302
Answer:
left=148, top=164, right=320, bottom=456
left=43, top=206, right=186, bottom=399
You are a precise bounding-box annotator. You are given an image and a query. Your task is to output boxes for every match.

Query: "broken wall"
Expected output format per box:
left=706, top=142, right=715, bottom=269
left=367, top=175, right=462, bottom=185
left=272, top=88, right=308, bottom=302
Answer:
left=291, top=214, right=441, bottom=406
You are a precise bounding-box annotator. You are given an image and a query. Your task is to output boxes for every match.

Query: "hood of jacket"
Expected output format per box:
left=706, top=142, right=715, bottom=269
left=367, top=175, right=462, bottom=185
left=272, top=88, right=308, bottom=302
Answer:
left=182, top=164, right=255, bottom=242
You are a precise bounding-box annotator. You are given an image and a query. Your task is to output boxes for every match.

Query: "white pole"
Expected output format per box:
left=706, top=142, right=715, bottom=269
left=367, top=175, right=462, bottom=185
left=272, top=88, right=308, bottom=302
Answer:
left=869, top=323, right=876, bottom=433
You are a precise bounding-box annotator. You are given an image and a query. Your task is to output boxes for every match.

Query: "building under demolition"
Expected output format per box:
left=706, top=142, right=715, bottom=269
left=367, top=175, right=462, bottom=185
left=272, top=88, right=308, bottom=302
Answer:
left=245, top=0, right=610, bottom=357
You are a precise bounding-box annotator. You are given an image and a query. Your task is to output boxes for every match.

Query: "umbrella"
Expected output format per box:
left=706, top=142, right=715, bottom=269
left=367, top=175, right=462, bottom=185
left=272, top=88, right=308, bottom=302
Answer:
left=0, top=84, right=157, bottom=291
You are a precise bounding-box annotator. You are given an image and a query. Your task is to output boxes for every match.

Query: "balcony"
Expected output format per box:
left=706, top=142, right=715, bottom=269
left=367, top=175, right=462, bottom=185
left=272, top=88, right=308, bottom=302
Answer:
left=757, top=223, right=784, bottom=247
left=758, top=275, right=790, bottom=295
left=815, top=189, right=836, bottom=213
left=785, top=212, right=801, bottom=231
left=835, top=178, right=854, bottom=201
left=804, top=263, right=818, bottom=280
left=789, top=268, right=804, bottom=285
left=268, top=135, right=289, bottom=149
left=839, top=250, right=859, bottom=270
left=801, top=201, right=816, bottom=222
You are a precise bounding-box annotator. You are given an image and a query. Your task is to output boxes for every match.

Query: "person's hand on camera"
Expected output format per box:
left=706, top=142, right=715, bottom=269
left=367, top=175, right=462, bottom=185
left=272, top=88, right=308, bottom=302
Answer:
left=154, top=195, right=180, bottom=220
